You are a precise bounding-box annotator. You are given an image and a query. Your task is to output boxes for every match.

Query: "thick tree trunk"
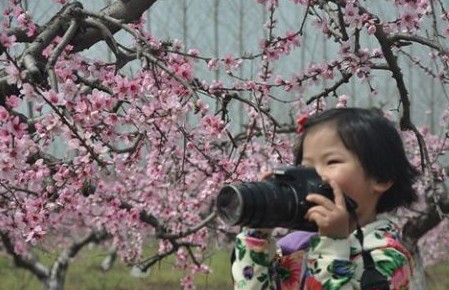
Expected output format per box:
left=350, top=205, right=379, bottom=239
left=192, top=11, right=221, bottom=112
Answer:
left=44, top=276, right=64, bottom=290
left=1, top=231, right=108, bottom=290
left=402, top=185, right=449, bottom=289
left=44, top=252, right=71, bottom=290
left=410, top=250, right=428, bottom=290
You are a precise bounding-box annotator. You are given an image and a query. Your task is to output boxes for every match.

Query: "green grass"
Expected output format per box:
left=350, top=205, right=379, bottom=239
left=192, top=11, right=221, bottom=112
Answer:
left=0, top=245, right=233, bottom=290
left=426, top=262, right=449, bottom=290
left=1, top=245, right=449, bottom=290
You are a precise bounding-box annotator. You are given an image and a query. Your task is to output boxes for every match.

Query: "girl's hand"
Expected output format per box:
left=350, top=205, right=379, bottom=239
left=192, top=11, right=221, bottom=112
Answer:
left=259, top=171, right=273, bottom=181
left=305, top=180, right=350, bottom=238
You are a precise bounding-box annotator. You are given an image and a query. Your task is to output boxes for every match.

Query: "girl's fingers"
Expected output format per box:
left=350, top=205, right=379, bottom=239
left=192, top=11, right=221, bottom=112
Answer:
left=306, top=193, right=335, bottom=210
left=305, top=180, right=351, bottom=237
left=305, top=207, right=326, bottom=222
left=258, top=171, right=273, bottom=181
left=329, top=180, right=346, bottom=210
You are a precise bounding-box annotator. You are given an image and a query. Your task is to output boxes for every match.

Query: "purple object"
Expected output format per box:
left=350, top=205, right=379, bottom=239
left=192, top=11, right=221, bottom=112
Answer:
left=277, top=231, right=317, bottom=255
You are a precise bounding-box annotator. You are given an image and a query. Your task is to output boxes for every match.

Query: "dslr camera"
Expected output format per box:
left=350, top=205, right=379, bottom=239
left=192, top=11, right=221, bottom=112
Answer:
left=216, top=166, right=356, bottom=232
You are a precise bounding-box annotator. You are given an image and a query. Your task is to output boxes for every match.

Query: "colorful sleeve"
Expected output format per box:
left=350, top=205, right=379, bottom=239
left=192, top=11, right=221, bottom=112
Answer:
left=305, top=236, right=356, bottom=290
left=305, top=235, right=413, bottom=290
left=371, top=244, right=413, bottom=289
left=367, top=221, right=414, bottom=289
left=231, top=229, right=277, bottom=290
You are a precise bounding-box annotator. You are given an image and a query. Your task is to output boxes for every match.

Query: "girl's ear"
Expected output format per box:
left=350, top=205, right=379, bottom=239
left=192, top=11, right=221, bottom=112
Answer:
left=373, top=180, right=393, bottom=195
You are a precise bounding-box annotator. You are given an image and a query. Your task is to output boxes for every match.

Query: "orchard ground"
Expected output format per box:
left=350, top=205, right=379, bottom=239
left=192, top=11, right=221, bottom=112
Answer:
left=0, top=244, right=232, bottom=290
left=0, top=244, right=448, bottom=290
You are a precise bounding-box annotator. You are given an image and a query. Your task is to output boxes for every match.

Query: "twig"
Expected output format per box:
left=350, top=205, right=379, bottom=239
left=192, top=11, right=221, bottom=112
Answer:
left=47, top=19, right=80, bottom=92
left=306, top=72, right=352, bottom=104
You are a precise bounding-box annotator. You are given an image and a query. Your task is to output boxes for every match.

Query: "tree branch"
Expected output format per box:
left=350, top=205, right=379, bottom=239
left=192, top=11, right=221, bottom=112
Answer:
left=50, top=229, right=109, bottom=281
left=402, top=185, right=449, bottom=252
left=390, top=33, right=448, bottom=54
left=306, top=72, right=352, bottom=104
left=71, top=0, right=159, bottom=52
left=0, top=232, right=50, bottom=282
left=1, top=0, right=160, bottom=100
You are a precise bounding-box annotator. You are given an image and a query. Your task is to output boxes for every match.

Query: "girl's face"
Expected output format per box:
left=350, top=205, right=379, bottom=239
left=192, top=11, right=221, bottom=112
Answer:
left=301, top=123, right=389, bottom=226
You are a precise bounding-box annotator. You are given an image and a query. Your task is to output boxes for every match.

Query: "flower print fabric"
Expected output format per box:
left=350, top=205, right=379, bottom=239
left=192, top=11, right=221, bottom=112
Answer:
left=232, top=216, right=413, bottom=290
left=278, top=251, right=304, bottom=290
left=232, top=234, right=277, bottom=289
left=390, top=265, right=410, bottom=290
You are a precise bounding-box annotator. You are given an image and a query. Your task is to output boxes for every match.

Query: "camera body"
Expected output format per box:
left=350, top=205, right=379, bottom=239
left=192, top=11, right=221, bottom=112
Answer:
left=216, top=166, right=355, bottom=232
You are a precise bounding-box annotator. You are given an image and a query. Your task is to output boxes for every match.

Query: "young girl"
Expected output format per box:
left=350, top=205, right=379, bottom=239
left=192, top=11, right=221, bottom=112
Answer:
left=231, top=107, right=418, bottom=290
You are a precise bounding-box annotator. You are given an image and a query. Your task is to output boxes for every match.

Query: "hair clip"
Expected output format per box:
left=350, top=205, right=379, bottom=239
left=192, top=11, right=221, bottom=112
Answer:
left=296, top=114, right=309, bottom=134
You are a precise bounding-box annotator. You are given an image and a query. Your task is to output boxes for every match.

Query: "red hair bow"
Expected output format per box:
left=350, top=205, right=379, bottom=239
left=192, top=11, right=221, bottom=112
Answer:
left=296, top=114, right=309, bottom=134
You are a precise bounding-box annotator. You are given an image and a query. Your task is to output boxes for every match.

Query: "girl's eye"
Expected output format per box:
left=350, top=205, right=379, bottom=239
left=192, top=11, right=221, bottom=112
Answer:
left=327, top=160, right=340, bottom=165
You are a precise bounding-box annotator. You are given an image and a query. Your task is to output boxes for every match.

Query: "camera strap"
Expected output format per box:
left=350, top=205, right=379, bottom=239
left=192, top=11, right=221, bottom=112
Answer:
left=348, top=208, right=390, bottom=290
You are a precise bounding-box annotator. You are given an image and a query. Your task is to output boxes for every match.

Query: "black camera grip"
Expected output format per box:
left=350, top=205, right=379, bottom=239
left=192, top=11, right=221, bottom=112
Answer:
left=317, top=183, right=358, bottom=211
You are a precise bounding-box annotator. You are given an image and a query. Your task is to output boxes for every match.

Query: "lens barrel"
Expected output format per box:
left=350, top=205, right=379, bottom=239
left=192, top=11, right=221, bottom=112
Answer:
left=216, top=179, right=316, bottom=230
left=216, top=167, right=356, bottom=232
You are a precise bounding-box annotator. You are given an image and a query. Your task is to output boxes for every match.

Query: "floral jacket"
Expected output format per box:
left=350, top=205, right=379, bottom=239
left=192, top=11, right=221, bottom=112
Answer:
left=231, top=217, right=413, bottom=290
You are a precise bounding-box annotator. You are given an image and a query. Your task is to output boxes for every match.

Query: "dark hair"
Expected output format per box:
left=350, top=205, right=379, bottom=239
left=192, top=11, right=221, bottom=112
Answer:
left=294, top=107, right=419, bottom=213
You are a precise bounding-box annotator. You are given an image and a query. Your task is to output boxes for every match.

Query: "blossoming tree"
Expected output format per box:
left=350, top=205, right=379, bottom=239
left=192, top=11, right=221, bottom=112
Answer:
left=1, top=0, right=449, bottom=289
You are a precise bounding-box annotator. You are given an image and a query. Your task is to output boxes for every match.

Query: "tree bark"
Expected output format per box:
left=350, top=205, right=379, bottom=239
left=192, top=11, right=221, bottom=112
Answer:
left=0, top=0, right=160, bottom=100
left=1, top=230, right=108, bottom=290
left=402, top=189, right=449, bottom=251
left=410, top=250, right=428, bottom=290
left=71, top=0, right=159, bottom=52
left=402, top=185, right=449, bottom=290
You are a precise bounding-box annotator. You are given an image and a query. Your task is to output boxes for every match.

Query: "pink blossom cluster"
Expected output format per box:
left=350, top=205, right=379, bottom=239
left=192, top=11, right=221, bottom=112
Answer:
left=384, top=0, right=430, bottom=33
left=343, top=2, right=377, bottom=33
left=400, top=126, right=449, bottom=265
left=2, top=0, right=449, bottom=287
left=2, top=0, right=37, bottom=37
left=418, top=219, right=449, bottom=266
left=260, top=30, right=301, bottom=62
left=0, top=32, right=16, bottom=49
left=441, top=10, right=449, bottom=37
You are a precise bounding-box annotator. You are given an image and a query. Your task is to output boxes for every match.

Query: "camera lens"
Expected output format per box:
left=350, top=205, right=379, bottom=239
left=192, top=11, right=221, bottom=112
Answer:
left=216, top=180, right=304, bottom=229
left=215, top=167, right=342, bottom=231
left=215, top=185, right=244, bottom=226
